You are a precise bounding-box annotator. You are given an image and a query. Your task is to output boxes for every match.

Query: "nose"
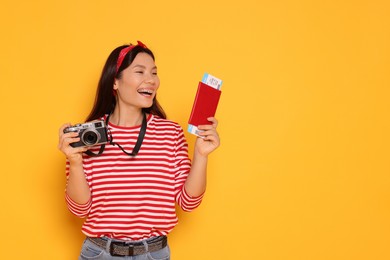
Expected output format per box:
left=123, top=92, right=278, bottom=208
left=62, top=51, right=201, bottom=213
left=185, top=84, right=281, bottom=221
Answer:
left=145, top=72, right=158, bottom=85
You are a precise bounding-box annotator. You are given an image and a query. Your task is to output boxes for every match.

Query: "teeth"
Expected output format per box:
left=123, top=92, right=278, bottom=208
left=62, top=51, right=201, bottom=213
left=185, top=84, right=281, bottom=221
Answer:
left=138, top=89, right=153, bottom=94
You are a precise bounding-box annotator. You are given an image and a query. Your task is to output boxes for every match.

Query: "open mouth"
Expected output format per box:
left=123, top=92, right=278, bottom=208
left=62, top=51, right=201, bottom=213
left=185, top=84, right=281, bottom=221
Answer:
left=137, top=88, right=154, bottom=96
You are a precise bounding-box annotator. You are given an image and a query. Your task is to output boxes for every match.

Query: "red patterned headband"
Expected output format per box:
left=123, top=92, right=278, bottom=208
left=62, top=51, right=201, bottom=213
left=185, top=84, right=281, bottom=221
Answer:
left=116, top=40, right=147, bottom=75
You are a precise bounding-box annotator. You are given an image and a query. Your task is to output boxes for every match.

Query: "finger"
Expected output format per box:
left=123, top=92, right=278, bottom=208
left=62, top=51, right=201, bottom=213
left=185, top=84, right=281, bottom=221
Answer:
left=205, top=132, right=220, bottom=144
left=74, top=146, right=89, bottom=153
left=59, top=132, right=79, bottom=147
left=207, top=117, right=218, bottom=128
left=59, top=123, right=72, bottom=136
left=198, top=119, right=218, bottom=131
left=197, top=124, right=215, bottom=131
left=199, top=135, right=220, bottom=148
left=197, top=129, right=211, bottom=137
left=61, top=133, right=79, bottom=142
left=66, top=137, right=80, bottom=145
left=64, top=132, right=80, bottom=138
left=60, top=137, right=81, bottom=151
left=197, top=130, right=219, bottom=141
left=59, top=123, right=73, bottom=144
left=60, top=142, right=85, bottom=157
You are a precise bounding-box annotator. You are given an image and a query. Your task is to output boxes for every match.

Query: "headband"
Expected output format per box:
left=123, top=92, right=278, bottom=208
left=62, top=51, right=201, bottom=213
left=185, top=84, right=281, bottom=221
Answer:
left=115, top=40, right=147, bottom=75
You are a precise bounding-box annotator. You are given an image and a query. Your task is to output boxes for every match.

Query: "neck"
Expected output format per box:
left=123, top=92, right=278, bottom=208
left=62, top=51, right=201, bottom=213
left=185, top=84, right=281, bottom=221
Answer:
left=110, top=106, right=144, bottom=127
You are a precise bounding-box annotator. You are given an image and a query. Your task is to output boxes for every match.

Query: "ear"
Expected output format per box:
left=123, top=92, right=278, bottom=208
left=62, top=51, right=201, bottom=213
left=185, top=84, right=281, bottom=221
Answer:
left=113, top=79, right=118, bottom=90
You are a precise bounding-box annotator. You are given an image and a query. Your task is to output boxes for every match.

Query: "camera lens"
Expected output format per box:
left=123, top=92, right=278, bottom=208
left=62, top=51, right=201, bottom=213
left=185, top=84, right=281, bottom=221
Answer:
left=81, top=130, right=100, bottom=146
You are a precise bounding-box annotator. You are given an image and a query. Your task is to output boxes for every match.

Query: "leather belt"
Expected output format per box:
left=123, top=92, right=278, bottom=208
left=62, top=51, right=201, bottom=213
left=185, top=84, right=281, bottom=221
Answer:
left=88, top=236, right=167, bottom=257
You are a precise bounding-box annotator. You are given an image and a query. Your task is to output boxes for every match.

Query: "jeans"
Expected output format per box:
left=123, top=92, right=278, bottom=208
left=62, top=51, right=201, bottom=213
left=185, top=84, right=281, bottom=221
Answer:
left=78, top=236, right=170, bottom=260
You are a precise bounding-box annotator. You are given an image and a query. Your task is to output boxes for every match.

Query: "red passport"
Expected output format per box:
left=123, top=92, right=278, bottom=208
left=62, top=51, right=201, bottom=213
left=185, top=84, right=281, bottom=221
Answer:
left=188, top=81, right=222, bottom=127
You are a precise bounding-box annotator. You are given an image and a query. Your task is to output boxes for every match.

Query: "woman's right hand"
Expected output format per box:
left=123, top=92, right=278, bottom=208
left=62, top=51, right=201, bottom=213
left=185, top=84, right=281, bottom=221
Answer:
left=58, top=124, right=88, bottom=164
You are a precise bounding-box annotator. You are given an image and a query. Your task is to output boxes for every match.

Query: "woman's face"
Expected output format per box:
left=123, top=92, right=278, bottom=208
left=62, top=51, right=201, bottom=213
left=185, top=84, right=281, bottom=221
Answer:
left=114, top=52, right=160, bottom=110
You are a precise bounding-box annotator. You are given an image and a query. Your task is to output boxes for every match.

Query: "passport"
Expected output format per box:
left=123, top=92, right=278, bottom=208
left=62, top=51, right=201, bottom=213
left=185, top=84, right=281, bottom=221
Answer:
left=188, top=73, right=222, bottom=136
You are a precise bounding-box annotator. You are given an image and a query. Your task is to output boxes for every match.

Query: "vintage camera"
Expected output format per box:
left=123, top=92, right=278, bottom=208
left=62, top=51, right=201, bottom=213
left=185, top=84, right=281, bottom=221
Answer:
left=63, top=120, right=108, bottom=148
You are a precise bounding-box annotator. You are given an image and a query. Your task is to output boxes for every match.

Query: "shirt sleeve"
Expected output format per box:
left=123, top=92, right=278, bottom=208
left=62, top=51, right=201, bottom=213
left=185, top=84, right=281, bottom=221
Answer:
left=173, top=126, right=204, bottom=212
left=64, top=191, right=92, bottom=218
left=64, top=160, right=92, bottom=218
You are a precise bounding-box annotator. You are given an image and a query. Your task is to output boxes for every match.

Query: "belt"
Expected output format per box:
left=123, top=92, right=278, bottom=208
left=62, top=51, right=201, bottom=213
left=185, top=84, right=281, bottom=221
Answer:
left=88, top=236, right=167, bottom=257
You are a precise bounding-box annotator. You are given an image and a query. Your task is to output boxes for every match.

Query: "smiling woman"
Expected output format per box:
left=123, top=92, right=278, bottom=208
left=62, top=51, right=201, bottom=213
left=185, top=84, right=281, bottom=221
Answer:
left=57, top=41, right=221, bottom=260
left=86, top=41, right=166, bottom=123
left=112, top=52, right=160, bottom=119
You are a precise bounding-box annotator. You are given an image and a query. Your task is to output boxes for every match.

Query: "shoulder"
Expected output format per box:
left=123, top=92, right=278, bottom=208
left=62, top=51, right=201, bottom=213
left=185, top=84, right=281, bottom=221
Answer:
left=150, top=115, right=186, bottom=135
left=151, top=115, right=182, bottom=128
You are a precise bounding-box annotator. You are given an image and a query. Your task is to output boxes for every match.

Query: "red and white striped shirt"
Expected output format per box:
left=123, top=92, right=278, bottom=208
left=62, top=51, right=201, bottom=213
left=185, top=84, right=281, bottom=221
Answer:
left=65, top=114, right=204, bottom=240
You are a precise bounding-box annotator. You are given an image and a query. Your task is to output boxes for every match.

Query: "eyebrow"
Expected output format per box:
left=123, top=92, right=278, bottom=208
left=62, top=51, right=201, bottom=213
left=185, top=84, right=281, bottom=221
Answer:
left=132, top=64, right=157, bottom=70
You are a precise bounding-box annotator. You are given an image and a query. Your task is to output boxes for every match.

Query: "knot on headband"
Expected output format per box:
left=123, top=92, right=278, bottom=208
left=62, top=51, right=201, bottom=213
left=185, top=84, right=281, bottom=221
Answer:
left=116, top=41, right=147, bottom=75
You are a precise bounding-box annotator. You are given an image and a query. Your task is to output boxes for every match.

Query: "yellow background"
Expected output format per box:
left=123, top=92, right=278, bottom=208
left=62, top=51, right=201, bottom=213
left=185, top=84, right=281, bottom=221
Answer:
left=0, top=0, right=389, bottom=259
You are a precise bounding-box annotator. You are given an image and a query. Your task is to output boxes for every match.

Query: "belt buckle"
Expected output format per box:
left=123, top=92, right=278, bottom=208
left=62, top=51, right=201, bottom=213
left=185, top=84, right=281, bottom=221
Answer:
left=109, top=241, right=134, bottom=256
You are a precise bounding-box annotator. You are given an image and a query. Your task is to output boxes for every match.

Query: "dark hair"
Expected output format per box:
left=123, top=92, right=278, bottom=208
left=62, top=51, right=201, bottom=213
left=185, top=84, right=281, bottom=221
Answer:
left=86, top=44, right=166, bottom=122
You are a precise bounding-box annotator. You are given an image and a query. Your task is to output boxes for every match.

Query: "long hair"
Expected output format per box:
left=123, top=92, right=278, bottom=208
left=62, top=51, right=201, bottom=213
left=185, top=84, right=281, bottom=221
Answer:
left=86, top=44, right=166, bottom=122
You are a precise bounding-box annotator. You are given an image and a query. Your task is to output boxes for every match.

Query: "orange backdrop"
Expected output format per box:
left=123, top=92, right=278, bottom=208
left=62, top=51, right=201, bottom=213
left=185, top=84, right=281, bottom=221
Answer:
left=0, top=0, right=389, bottom=259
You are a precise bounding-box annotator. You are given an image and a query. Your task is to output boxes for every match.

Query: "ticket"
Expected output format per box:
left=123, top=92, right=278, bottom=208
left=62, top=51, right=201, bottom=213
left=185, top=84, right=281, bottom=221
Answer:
left=202, top=73, right=223, bottom=90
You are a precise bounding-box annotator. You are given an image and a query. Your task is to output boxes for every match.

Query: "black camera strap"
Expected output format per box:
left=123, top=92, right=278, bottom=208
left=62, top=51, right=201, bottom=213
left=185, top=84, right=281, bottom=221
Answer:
left=107, top=112, right=147, bottom=157
left=85, top=112, right=147, bottom=157
left=85, top=144, right=106, bottom=157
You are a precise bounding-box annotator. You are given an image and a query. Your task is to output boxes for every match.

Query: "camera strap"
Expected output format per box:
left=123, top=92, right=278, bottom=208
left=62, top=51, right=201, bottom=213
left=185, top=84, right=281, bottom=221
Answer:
left=85, top=144, right=106, bottom=157
left=107, top=112, right=147, bottom=157
left=85, top=112, right=147, bottom=157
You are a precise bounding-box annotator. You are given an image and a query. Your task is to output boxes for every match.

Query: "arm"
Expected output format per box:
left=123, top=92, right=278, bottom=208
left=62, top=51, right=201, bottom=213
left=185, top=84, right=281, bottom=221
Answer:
left=58, top=124, right=92, bottom=213
left=65, top=159, right=91, bottom=205
left=184, top=117, right=220, bottom=197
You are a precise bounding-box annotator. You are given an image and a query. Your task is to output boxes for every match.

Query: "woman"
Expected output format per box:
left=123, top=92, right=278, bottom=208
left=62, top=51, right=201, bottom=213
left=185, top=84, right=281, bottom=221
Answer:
left=58, top=41, right=220, bottom=260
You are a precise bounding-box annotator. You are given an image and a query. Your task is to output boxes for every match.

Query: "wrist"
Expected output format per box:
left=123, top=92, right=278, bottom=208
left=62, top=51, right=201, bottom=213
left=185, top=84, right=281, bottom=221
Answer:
left=68, top=157, right=83, bottom=167
left=193, top=149, right=208, bottom=162
left=194, top=148, right=208, bottom=160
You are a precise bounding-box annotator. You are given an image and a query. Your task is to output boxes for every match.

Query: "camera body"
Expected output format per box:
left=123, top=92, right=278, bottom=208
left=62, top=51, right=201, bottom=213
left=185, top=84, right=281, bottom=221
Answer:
left=64, top=120, right=108, bottom=148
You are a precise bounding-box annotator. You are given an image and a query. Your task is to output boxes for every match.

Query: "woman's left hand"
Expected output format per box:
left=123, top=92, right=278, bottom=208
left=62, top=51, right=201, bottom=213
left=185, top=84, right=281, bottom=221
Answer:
left=194, top=117, right=220, bottom=157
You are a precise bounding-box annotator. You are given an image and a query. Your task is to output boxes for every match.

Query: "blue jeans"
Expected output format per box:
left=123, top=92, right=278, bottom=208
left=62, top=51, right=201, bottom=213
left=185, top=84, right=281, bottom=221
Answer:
left=78, top=237, right=170, bottom=260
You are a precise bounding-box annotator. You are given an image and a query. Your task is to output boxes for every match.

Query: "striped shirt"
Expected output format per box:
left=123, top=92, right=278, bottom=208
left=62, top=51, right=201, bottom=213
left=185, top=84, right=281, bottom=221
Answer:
left=65, top=114, right=204, bottom=240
